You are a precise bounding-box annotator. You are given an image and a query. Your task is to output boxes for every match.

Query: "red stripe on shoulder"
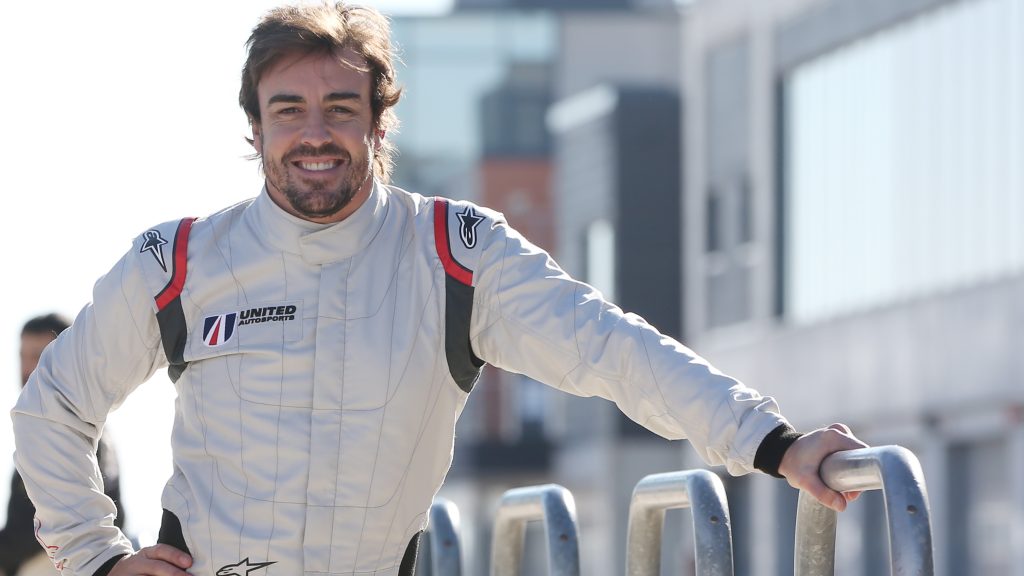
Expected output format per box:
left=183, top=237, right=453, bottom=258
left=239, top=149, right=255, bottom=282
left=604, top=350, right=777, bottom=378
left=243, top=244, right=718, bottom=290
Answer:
left=155, top=217, right=196, bottom=311
left=433, top=198, right=473, bottom=286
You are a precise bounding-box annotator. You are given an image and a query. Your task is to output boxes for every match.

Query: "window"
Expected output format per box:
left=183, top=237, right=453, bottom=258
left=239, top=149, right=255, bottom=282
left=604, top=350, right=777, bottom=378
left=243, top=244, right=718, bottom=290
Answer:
left=782, top=0, right=1024, bottom=324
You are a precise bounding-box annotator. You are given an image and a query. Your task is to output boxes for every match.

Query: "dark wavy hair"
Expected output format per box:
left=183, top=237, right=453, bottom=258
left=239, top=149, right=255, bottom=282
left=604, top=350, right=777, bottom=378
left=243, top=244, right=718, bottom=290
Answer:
left=240, top=2, right=403, bottom=183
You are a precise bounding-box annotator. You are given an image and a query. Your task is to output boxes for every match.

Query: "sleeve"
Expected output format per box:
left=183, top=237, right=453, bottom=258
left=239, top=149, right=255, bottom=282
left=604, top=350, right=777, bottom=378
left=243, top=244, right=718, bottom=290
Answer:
left=466, top=211, right=791, bottom=476
left=11, top=237, right=170, bottom=575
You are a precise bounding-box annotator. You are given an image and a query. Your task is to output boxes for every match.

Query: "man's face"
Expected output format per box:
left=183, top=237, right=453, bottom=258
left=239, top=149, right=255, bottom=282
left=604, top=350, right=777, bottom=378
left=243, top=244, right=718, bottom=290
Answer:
left=20, top=332, right=56, bottom=386
left=252, top=48, right=380, bottom=224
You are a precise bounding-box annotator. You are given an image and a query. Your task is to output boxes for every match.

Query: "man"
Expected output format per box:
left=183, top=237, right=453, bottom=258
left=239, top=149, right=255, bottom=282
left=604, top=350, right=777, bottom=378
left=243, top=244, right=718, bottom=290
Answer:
left=13, top=3, right=865, bottom=576
left=2, top=315, right=125, bottom=576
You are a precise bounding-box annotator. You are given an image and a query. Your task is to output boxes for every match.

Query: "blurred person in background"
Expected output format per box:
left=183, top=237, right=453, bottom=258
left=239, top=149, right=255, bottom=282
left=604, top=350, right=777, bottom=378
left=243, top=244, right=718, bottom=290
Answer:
left=1, top=314, right=125, bottom=576
left=12, top=3, right=866, bottom=576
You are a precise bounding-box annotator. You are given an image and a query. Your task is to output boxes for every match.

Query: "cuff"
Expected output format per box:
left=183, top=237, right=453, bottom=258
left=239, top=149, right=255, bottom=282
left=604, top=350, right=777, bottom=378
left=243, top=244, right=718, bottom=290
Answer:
left=753, top=423, right=802, bottom=478
left=93, top=553, right=129, bottom=576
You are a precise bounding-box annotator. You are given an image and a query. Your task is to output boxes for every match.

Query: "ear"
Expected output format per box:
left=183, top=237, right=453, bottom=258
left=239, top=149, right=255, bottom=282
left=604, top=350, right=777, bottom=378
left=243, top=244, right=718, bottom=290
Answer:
left=250, top=119, right=263, bottom=152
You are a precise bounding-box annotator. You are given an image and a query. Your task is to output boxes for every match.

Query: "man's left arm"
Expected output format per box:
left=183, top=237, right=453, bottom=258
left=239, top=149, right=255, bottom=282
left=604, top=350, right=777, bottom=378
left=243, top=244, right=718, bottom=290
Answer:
left=467, top=217, right=783, bottom=472
left=466, top=213, right=865, bottom=509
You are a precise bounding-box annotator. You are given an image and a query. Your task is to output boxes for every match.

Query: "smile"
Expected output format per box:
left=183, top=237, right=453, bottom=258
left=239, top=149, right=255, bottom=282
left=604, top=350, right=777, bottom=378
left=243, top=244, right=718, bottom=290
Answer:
left=295, top=160, right=341, bottom=171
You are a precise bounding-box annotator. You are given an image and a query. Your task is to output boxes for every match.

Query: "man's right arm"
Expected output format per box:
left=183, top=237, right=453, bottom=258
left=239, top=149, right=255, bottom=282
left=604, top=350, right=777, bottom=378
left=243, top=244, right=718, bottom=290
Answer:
left=12, top=244, right=168, bottom=576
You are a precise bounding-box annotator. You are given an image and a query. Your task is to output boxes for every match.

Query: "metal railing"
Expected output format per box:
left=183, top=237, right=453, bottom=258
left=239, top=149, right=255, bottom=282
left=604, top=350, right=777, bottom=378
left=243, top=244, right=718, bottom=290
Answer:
left=423, top=498, right=463, bottom=576
left=490, top=483, right=580, bottom=576
left=794, top=445, right=934, bottom=576
left=626, top=469, right=734, bottom=576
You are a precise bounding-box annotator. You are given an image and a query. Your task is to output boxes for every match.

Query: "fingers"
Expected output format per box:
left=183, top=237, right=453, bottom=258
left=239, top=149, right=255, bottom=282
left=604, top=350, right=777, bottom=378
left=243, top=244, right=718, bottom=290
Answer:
left=826, top=422, right=868, bottom=449
left=143, top=544, right=193, bottom=569
left=110, top=545, right=192, bottom=576
left=827, top=422, right=851, bottom=435
left=821, top=424, right=866, bottom=506
left=802, top=473, right=849, bottom=512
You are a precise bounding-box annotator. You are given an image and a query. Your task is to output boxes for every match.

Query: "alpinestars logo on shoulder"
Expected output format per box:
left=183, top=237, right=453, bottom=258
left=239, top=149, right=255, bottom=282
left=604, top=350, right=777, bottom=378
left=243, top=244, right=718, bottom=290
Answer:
left=457, top=206, right=484, bottom=249
left=140, top=229, right=169, bottom=272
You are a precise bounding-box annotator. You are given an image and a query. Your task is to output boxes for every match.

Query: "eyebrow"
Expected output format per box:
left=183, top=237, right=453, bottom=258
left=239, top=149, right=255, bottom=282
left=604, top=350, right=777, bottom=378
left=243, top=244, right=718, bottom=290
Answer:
left=267, top=94, right=305, bottom=106
left=325, top=91, right=362, bottom=103
left=266, top=92, right=362, bottom=106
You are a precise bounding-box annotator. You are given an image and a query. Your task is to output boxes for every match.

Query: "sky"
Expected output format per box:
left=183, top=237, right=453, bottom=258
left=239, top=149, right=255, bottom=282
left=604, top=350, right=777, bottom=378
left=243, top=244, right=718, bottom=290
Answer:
left=0, top=0, right=452, bottom=546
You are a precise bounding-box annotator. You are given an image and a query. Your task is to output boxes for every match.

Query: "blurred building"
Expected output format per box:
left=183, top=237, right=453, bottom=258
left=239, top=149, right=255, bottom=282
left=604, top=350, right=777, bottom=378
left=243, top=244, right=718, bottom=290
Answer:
left=393, top=0, right=1023, bottom=574
left=388, top=12, right=558, bottom=199
left=676, top=0, right=1023, bottom=575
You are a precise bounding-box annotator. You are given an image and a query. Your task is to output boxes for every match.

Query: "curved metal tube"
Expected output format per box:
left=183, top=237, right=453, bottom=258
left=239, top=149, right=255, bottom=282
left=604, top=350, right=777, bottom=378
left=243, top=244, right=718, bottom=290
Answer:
left=427, top=498, right=463, bottom=576
left=794, top=445, right=934, bottom=576
left=490, top=484, right=580, bottom=576
left=626, top=469, right=734, bottom=576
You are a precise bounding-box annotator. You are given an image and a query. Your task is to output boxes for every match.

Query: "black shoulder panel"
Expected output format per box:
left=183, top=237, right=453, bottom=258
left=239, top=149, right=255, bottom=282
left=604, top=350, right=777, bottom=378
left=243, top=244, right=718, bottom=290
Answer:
left=445, top=275, right=484, bottom=393
left=157, top=298, right=189, bottom=383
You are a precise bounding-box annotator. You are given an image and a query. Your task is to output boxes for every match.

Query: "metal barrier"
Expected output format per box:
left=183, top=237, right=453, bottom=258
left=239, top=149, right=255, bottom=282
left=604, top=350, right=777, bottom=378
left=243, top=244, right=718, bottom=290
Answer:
left=794, top=445, right=934, bottom=576
left=423, top=498, right=463, bottom=576
left=626, top=469, right=734, bottom=576
left=490, top=483, right=580, bottom=576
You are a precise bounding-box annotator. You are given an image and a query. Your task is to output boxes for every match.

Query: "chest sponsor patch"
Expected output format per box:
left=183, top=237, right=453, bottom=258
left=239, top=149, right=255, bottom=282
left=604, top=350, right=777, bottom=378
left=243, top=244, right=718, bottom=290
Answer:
left=200, top=303, right=301, bottom=348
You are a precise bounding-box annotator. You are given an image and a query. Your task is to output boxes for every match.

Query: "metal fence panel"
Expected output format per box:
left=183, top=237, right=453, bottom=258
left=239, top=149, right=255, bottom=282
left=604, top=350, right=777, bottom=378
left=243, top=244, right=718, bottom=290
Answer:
left=794, top=445, right=934, bottom=576
left=490, top=483, right=580, bottom=576
left=626, top=469, right=734, bottom=576
left=423, top=498, right=463, bottom=576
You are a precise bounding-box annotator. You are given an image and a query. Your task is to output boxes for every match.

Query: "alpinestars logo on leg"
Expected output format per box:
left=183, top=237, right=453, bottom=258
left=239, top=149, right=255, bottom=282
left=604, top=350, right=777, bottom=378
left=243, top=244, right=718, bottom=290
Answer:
left=217, top=557, right=276, bottom=576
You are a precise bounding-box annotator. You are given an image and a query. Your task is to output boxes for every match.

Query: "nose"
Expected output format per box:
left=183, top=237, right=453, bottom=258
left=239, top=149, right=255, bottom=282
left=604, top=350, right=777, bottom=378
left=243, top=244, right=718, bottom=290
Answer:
left=300, top=112, right=332, bottom=147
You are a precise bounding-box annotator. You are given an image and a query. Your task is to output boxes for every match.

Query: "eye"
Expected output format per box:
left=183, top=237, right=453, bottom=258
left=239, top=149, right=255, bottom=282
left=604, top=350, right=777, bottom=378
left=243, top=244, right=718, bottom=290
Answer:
left=268, top=105, right=302, bottom=117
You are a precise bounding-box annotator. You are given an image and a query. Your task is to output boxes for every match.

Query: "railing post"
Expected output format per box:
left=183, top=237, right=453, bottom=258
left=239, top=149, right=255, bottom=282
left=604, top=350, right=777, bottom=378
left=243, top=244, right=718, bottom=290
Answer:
left=794, top=445, right=934, bottom=576
left=490, top=484, right=580, bottom=576
left=626, top=469, right=734, bottom=576
left=425, top=498, right=463, bottom=576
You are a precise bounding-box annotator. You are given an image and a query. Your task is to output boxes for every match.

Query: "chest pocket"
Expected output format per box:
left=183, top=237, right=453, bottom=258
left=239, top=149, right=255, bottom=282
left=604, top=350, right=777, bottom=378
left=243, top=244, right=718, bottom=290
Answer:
left=183, top=301, right=305, bottom=403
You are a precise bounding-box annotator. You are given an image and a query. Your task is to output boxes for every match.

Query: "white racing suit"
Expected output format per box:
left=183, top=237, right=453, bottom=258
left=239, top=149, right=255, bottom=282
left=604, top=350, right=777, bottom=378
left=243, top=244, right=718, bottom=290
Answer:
left=12, top=182, right=790, bottom=575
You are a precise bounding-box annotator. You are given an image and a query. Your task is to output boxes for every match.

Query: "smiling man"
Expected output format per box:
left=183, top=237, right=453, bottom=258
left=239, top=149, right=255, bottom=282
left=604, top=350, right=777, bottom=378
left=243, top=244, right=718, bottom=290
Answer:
left=12, top=3, right=865, bottom=576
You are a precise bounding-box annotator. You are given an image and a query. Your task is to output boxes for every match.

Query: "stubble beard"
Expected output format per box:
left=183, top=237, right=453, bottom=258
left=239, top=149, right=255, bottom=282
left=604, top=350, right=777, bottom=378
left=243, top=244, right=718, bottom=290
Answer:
left=265, top=142, right=373, bottom=220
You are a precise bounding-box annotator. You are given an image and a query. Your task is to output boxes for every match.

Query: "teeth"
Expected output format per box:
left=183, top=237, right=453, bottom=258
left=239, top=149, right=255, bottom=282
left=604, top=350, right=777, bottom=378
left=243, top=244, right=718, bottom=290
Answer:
left=299, top=161, right=336, bottom=171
